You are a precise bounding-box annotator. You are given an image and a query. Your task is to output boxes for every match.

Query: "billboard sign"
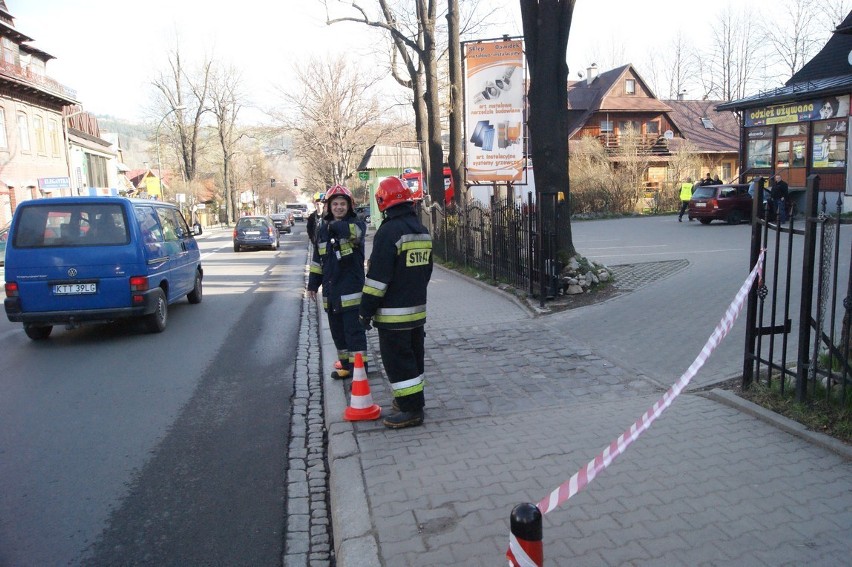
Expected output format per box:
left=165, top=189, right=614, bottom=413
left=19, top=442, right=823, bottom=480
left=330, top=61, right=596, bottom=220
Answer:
left=463, top=38, right=526, bottom=183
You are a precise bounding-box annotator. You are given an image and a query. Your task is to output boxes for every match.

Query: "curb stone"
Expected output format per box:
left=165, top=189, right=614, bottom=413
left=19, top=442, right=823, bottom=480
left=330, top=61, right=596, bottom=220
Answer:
left=705, top=388, right=852, bottom=460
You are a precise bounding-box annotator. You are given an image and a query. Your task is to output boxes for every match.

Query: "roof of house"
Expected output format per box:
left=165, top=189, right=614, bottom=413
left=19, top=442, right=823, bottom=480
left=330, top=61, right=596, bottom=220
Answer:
left=663, top=99, right=739, bottom=153
left=718, top=10, right=852, bottom=110
left=356, top=144, right=421, bottom=171
left=566, top=64, right=672, bottom=136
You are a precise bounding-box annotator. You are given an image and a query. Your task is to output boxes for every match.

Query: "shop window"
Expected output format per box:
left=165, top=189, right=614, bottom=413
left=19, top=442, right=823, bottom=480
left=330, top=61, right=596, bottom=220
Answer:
left=812, top=119, right=847, bottom=168
left=746, top=127, right=773, bottom=169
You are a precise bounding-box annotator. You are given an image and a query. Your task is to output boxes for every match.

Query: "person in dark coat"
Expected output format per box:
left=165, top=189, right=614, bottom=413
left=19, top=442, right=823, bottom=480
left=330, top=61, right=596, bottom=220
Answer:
left=770, top=173, right=789, bottom=223
left=360, top=177, right=433, bottom=429
left=307, top=185, right=368, bottom=378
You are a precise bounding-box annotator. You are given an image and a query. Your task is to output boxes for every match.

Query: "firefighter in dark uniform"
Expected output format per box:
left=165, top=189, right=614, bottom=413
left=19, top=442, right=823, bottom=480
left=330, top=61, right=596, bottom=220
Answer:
left=307, top=185, right=369, bottom=378
left=359, top=176, right=433, bottom=429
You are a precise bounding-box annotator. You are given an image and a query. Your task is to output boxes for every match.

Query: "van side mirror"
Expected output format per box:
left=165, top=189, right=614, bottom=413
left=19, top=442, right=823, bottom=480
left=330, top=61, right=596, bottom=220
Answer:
left=193, top=223, right=203, bottom=236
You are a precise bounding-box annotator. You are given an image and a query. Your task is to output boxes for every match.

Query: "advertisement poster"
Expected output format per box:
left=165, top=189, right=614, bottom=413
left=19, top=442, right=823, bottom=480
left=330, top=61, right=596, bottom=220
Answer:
left=463, top=38, right=525, bottom=183
left=744, top=94, right=850, bottom=127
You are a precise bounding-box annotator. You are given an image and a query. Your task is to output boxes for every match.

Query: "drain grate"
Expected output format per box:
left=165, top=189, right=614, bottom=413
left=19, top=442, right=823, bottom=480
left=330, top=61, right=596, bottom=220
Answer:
left=609, top=259, right=689, bottom=291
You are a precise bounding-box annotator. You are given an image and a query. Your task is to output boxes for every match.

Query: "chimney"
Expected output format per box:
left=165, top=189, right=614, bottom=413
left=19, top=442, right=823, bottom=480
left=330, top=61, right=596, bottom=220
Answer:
left=586, top=63, right=598, bottom=86
left=677, top=89, right=686, bottom=101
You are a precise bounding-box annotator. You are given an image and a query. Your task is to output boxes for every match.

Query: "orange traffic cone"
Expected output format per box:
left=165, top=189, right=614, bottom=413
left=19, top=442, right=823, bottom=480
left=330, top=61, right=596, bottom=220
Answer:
left=343, top=353, right=382, bottom=421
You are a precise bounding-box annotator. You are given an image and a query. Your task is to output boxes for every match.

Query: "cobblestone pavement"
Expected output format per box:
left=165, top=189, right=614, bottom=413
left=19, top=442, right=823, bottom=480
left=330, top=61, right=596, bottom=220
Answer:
left=283, top=271, right=332, bottom=566
left=319, top=252, right=852, bottom=566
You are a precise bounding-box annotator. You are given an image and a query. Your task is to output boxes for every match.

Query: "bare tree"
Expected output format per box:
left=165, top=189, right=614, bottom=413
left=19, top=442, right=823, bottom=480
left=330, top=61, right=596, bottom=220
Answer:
left=702, top=6, right=764, bottom=101
left=821, top=0, right=852, bottom=29
left=272, top=56, right=402, bottom=192
left=208, top=63, right=245, bottom=224
left=446, top=0, right=464, bottom=206
left=151, top=42, right=213, bottom=184
left=761, top=0, right=824, bottom=79
left=521, top=0, right=577, bottom=258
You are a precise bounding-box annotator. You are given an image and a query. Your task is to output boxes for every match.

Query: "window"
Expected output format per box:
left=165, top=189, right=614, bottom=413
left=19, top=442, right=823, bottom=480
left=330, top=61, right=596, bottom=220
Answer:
left=812, top=119, right=847, bottom=168
left=2, top=38, right=16, bottom=66
left=618, top=120, right=640, bottom=134
left=0, top=108, right=7, bottom=149
left=33, top=115, right=45, bottom=154
left=48, top=119, right=59, bottom=155
left=17, top=112, right=30, bottom=152
left=600, top=120, right=613, bottom=133
left=722, top=163, right=732, bottom=180
left=646, top=121, right=660, bottom=135
left=85, top=153, right=108, bottom=188
left=746, top=127, right=773, bottom=169
left=700, top=117, right=715, bottom=129
left=625, top=79, right=636, bottom=95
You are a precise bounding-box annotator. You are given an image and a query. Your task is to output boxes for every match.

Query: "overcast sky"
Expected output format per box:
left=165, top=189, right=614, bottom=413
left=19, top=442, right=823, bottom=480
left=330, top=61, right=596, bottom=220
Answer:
left=11, top=0, right=829, bottom=123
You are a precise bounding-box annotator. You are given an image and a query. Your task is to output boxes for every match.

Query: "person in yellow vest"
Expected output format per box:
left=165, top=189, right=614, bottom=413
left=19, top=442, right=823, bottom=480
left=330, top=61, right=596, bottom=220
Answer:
left=678, top=177, right=694, bottom=222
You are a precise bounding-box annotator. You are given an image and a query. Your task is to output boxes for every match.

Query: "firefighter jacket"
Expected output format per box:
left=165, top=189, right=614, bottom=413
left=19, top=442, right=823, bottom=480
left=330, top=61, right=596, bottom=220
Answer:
left=360, top=203, right=433, bottom=330
left=308, top=213, right=367, bottom=313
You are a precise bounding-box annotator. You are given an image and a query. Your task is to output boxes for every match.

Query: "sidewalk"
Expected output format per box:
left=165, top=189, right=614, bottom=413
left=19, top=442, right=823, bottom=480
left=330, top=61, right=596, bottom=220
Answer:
left=319, top=241, right=852, bottom=566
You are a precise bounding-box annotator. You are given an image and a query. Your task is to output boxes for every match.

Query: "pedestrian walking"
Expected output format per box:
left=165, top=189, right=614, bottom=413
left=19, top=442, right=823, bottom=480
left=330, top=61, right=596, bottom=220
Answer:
left=307, top=185, right=369, bottom=379
left=678, top=177, right=694, bottom=222
left=359, top=176, right=433, bottom=429
left=306, top=191, right=325, bottom=246
left=770, top=173, right=789, bottom=223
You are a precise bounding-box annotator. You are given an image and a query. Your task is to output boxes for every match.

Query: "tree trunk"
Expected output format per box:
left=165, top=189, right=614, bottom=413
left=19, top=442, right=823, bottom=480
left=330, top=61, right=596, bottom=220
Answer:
left=521, top=0, right=576, bottom=258
left=447, top=0, right=464, bottom=207
left=417, top=0, right=445, bottom=207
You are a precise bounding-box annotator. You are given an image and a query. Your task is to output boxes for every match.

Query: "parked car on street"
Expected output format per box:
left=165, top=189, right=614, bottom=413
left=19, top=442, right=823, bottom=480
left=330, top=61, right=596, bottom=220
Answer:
left=285, top=203, right=308, bottom=222
left=688, top=183, right=753, bottom=225
left=233, top=216, right=279, bottom=252
left=355, top=204, right=371, bottom=224
left=3, top=197, right=203, bottom=339
left=270, top=213, right=293, bottom=234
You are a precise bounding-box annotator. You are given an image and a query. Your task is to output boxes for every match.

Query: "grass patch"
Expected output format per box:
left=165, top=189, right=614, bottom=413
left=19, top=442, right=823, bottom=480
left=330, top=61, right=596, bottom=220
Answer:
left=739, top=379, right=852, bottom=444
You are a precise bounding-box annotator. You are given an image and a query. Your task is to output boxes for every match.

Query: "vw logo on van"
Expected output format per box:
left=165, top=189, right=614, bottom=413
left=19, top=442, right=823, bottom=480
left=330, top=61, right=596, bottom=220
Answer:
left=67, top=268, right=78, bottom=277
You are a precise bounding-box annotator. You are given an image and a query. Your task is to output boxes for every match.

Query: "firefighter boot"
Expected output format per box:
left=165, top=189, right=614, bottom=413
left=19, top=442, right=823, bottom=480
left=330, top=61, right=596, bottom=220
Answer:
left=331, top=360, right=351, bottom=380
left=383, top=409, right=424, bottom=429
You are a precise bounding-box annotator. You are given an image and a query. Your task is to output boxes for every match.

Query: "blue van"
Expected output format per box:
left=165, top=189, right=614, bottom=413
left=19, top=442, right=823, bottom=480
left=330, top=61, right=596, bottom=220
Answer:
left=3, top=197, right=203, bottom=340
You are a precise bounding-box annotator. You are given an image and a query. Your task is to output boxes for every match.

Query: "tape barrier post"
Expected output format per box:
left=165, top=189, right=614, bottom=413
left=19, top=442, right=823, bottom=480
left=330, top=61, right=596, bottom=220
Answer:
left=507, top=250, right=765, bottom=557
left=507, top=503, right=543, bottom=567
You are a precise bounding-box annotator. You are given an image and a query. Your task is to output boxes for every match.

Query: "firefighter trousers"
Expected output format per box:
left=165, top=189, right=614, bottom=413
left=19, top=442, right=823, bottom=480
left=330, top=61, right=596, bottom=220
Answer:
left=378, top=326, right=425, bottom=412
left=327, top=308, right=368, bottom=371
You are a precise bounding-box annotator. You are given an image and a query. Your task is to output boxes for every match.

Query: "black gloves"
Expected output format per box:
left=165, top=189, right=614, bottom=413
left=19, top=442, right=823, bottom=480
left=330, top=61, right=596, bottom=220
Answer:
left=359, top=315, right=372, bottom=330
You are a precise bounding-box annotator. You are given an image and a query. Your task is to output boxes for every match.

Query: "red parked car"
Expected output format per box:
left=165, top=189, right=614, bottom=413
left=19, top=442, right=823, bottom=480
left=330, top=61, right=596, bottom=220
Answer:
left=688, top=184, right=753, bottom=225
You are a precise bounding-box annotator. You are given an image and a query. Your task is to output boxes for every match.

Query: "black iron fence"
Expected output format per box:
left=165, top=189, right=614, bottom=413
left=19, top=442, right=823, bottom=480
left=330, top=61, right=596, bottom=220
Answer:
left=743, top=175, right=851, bottom=407
left=422, top=193, right=566, bottom=299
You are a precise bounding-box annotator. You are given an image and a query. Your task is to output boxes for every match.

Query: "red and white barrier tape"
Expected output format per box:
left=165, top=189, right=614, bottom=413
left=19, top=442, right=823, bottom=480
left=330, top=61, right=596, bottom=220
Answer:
left=535, top=250, right=765, bottom=517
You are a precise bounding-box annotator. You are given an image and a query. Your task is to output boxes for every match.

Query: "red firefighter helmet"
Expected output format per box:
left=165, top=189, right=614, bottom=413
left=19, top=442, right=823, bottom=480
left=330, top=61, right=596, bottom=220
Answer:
left=324, top=184, right=353, bottom=203
left=376, top=176, right=414, bottom=212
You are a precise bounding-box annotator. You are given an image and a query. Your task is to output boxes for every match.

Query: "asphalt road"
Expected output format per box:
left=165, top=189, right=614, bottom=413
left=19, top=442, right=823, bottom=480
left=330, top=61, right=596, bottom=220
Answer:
left=549, top=215, right=851, bottom=390
left=0, top=223, right=308, bottom=566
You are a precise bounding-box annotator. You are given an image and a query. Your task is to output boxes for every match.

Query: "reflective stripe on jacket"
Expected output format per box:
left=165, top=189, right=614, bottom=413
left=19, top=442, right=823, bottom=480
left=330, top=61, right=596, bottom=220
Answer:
left=307, top=214, right=366, bottom=313
left=360, top=203, right=432, bottom=330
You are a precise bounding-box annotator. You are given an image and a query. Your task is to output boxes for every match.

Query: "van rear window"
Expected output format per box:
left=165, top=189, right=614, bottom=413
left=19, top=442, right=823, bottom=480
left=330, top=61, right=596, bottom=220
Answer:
left=13, top=204, right=129, bottom=248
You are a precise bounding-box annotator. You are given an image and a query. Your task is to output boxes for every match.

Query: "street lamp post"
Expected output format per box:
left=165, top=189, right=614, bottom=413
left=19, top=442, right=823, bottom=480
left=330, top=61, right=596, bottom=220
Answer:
left=156, top=106, right=186, bottom=200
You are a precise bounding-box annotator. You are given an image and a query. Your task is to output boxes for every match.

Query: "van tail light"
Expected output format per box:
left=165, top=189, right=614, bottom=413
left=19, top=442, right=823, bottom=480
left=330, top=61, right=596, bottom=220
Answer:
left=269, top=227, right=275, bottom=237
left=130, top=276, right=148, bottom=304
left=233, top=228, right=238, bottom=238
left=709, top=198, right=719, bottom=209
left=5, top=282, right=18, bottom=298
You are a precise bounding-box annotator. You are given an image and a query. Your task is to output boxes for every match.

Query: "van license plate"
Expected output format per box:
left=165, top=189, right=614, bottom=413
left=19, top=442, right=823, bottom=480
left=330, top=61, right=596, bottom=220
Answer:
left=53, top=283, right=97, bottom=295
left=696, top=203, right=706, bottom=208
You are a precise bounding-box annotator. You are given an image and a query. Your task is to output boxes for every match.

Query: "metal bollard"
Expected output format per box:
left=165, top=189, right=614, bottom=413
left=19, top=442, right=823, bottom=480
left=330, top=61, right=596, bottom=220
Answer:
left=507, top=502, right=543, bottom=566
